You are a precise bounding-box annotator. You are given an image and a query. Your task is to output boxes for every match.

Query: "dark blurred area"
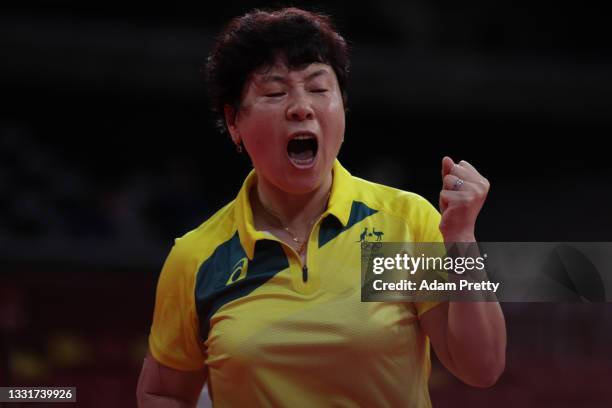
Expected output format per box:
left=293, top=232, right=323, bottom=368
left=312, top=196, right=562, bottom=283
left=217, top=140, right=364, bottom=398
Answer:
left=1, top=1, right=611, bottom=407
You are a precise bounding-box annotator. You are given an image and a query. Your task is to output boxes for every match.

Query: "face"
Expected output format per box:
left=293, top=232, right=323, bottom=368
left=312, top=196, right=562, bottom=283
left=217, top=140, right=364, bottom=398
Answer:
left=226, top=60, right=345, bottom=195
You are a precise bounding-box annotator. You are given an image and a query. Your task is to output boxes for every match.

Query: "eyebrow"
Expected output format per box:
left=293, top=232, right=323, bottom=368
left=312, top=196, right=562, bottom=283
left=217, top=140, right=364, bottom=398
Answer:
left=258, top=69, right=329, bottom=84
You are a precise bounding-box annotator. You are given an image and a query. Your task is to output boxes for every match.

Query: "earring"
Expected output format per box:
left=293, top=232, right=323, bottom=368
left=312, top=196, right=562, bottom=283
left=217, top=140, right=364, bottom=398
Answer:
left=236, top=143, right=243, bottom=154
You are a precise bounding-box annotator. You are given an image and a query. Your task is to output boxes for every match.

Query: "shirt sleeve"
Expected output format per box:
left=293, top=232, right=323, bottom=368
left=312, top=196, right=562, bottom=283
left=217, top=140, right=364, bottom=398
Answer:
left=412, top=196, right=446, bottom=318
left=148, top=239, right=207, bottom=371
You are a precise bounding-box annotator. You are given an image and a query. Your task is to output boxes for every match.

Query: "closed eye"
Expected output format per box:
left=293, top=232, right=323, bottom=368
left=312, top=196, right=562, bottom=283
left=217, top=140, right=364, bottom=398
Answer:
left=265, top=92, right=286, bottom=97
left=311, top=89, right=328, bottom=93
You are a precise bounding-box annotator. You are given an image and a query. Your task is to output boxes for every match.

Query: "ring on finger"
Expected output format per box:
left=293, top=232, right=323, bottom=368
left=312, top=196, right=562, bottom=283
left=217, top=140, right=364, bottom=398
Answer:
left=453, top=178, right=464, bottom=191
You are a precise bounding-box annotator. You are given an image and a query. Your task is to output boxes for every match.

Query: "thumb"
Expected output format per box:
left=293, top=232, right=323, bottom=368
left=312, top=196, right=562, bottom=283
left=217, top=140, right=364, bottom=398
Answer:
left=441, top=156, right=455, bottom=179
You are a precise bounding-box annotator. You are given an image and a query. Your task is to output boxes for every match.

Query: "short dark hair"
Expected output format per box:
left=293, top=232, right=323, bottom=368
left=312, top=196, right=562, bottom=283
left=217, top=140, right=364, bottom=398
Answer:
left=204, top=7, right=350, bottom=134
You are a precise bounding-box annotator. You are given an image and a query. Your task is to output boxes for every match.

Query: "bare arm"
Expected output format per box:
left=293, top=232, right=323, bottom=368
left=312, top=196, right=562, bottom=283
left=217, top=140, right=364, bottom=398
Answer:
left=136, top=350, right=207, bottom=408
left=420, top=301, right=506, bottom=387
left=422, top=157, right=506, bottom=386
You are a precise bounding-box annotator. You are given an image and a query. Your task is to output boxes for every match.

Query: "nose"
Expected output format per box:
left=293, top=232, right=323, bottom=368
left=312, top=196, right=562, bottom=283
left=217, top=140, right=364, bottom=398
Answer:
left=286, top=92, right=314, bottom=121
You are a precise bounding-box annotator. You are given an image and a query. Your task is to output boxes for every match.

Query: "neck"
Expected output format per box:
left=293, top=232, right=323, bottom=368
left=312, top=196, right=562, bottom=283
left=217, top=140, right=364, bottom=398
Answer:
left=252, top=172, right=333, bottom=231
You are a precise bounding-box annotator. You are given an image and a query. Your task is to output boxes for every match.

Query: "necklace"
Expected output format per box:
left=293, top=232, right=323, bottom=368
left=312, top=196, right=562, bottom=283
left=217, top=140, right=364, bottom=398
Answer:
left=259, top=190, right=331, bottom=254
left=282, top=220, right=316, bottom=254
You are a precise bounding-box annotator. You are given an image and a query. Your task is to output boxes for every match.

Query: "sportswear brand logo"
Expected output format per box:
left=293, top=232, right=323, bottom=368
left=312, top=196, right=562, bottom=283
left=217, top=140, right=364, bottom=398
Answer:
left=226, top=257, right=249, bottom=285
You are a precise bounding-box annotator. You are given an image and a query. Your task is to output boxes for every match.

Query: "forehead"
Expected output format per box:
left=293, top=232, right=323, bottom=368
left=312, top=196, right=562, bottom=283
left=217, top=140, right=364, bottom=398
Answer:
left=249, top=62, right=334, bottom=85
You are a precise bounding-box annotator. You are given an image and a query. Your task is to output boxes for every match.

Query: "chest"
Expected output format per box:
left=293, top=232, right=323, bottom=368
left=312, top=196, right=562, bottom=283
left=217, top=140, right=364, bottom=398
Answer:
left=204, top=282, right=421, bottom=370
left=197, top=212, right=423, bottom=369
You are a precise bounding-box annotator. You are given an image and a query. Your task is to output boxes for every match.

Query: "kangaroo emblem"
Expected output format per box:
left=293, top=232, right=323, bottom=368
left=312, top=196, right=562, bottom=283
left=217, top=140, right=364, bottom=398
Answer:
left=358, top=227, right=369, bottom=242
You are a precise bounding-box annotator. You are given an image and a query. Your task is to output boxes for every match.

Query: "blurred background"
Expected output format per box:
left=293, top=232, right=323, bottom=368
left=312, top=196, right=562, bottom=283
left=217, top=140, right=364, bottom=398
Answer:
left=1, top=1, right=611, bottom=406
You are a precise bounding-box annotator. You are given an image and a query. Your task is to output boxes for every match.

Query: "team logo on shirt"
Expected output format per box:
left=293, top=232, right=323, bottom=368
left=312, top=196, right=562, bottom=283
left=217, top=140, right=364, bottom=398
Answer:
left=357, top=227, right=385, bottom=242
left=226, top=257, right=249, bottom=285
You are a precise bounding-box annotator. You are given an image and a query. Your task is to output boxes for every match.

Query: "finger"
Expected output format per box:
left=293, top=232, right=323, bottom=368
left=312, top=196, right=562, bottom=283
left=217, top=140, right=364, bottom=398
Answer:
left=439, top=189, right=468, bottom=211
left=451, top=163, right=490, bottom=193
left=442, top=174, right=478, bottom=191
left=442, top=173, right=464, bottom=191
left=439, top=189, right=470, bottom=208
left=457, top=159, right=478, bottom=173
left=441, top=156, right=455, bottom=179
left=448, top=162, right=481, bottom=183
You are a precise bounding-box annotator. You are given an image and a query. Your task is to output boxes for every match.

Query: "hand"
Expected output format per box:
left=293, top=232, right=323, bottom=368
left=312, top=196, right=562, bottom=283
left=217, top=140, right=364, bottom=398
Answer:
left=439, top=156, right=490, bottom=242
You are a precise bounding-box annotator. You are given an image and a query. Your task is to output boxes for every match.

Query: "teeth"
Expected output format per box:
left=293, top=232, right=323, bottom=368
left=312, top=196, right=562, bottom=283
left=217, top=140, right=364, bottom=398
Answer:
left=293, top=134, right=314, bottom=140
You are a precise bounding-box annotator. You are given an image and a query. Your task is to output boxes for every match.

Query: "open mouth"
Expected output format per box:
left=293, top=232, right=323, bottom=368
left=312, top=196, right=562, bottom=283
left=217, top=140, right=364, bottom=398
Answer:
left=287, top=134, right=318, bottom=167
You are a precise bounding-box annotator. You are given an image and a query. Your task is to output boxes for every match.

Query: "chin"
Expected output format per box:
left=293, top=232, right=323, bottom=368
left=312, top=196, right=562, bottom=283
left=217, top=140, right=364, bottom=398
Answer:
left=279, top=170, right=325, bottom=195
left=280, top=178, right=321, bottom=195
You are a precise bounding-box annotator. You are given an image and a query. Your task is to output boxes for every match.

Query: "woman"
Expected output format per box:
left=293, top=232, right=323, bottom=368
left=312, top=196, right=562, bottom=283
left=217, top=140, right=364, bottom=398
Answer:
left=137, top=7, right=506, bottom=407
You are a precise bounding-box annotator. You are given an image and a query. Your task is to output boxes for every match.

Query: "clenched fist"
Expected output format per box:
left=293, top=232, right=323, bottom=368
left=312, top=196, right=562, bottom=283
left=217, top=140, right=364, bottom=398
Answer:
left=439, top=156, right=490, bottom=242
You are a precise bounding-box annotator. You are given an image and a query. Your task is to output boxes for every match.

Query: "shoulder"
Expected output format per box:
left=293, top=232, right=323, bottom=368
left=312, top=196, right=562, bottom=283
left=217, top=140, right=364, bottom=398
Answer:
left=160, top=200, right=238, bottom=283
left=350, top=175, right=440, bottom=223
left=346, top=174, right=442, bottom=242
left=177, top=200, right=237, bottom=254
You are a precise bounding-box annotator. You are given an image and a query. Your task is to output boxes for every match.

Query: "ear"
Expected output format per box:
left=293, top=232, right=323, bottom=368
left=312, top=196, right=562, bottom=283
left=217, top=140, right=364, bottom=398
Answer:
left=224, top=104, right=240, bottom=145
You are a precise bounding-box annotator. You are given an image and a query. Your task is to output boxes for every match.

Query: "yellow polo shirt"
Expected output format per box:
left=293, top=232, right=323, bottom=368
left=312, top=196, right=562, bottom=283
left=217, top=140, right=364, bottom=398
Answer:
left=149, top=160, right=444, bottom=407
